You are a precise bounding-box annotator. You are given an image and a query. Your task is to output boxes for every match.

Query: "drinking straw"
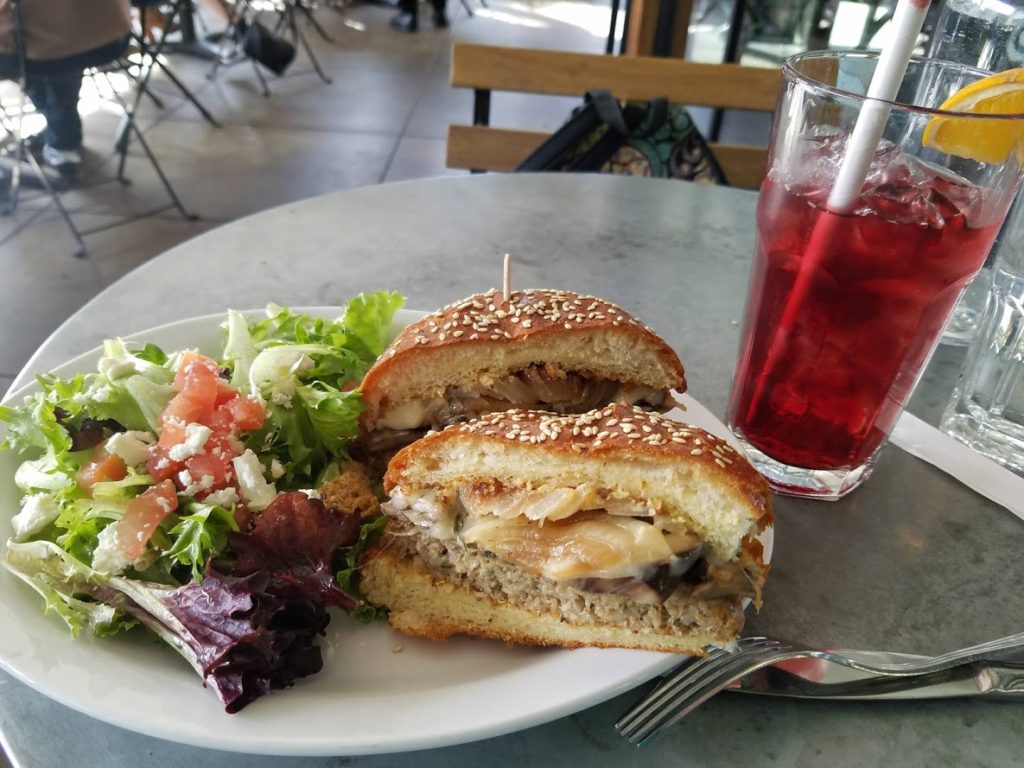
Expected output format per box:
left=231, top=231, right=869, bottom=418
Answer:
left=829, top=0, right=932, bottom=212
left=743, top=0, right=931, bottom=426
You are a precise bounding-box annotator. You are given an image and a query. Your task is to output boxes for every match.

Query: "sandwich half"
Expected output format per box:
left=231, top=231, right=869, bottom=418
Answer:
left=360, top=403, right=772, bottom=654
left=357, top=289, right=686, bottom=458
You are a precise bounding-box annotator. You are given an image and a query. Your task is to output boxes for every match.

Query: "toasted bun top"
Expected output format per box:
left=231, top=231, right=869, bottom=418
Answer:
left=359, top=289, right=686, bottom=430
left=384, top=403, right=772, bottom=560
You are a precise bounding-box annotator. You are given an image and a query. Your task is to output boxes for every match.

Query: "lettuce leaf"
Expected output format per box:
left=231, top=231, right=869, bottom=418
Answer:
left=335, top=513, right=389, bottom=622
left=166, top=501, right=239, bottom=582
left=339, top=291, right=405, bottom=360
left=230, top=292, right=403, bottom=490
left=3, top=541, right=330, bottom=712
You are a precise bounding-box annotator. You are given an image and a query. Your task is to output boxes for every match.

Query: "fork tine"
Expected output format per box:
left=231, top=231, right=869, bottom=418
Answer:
left=621, top=646, right=791, bottom=745
left=615, top=637, right=780, bottom=734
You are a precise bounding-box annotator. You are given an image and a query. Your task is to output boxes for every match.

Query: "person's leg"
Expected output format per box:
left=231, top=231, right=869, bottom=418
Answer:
left=391, top=0, right=419, bottom=32
left=431, top=0, right=448, bottom=27
left=23, top=70, right=84, bottom=178
left=22, top=75, right=57, bottom=154
left=35, top=70, right=84, bottom=151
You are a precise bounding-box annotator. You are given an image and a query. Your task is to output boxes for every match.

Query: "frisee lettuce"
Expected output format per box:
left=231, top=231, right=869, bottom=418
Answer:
left=166, top=501, right=239, bottom=582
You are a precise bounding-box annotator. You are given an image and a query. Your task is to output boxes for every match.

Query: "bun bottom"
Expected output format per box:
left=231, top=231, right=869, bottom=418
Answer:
left=361, top=545, right=742, bottom=655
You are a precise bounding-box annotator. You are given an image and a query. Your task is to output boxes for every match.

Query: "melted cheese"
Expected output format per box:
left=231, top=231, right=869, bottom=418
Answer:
left=460, top=513, right=677, bottom=581
left=459, top=482, right=656, bottom=523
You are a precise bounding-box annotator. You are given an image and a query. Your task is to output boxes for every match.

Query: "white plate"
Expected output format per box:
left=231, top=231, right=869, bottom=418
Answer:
left=0, top=307, right=773, bottom=756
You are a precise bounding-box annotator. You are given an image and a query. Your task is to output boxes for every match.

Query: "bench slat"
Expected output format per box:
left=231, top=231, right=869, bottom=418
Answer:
left=451, top=43, right=781, bottom=112
left=446, top=125, right=768, bottom=190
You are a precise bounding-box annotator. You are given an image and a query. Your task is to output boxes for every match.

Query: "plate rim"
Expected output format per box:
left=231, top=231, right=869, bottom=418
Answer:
left=0, top=306, right=771, bottom=755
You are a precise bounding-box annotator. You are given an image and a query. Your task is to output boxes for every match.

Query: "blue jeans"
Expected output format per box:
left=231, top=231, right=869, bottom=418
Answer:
left=0, top=36, right=129, bottom=152
left=24, top=70, right=84, bottom=151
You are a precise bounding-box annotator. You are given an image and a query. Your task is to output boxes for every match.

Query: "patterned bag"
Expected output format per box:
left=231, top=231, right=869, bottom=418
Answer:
left=515, top=90, right=728, bottom=184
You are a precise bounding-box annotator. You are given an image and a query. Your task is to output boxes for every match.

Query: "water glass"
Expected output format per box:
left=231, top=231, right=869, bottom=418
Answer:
left=941, top=195, right=1024, bottom=476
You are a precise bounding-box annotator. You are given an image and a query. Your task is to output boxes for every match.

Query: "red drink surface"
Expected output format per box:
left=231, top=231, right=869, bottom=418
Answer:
left=729, top=156, right=1001, bottom=471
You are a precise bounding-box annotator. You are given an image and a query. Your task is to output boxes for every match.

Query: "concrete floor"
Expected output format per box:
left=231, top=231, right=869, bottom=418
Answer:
left=0, top=0, right=768, bottom=388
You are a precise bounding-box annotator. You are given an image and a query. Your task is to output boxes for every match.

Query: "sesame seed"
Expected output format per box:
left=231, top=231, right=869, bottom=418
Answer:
left=691, top=448, right=703, bottom=456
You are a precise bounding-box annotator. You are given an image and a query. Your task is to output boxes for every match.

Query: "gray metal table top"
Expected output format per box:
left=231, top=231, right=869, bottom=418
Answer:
left=2, top=174, right=1021, bottom=767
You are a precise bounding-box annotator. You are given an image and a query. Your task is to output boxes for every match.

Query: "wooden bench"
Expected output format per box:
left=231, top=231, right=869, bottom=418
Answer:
left=446, top=43, right=782, bottom=189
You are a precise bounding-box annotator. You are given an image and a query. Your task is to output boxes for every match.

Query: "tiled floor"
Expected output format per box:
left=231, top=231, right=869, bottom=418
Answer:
left=0, top=0, right=767, bottom=388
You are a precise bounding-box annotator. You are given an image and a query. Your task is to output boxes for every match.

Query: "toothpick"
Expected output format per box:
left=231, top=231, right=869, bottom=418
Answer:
left=503, top=253, right=512, bottom=303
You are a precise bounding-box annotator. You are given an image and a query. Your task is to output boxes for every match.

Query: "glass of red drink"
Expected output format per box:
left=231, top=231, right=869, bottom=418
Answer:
left=727, top=51, right=1024, bottom=499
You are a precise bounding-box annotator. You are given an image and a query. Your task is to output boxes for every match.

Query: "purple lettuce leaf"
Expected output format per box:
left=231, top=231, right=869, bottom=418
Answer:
left=161, top=569, right=330, bottom=713
left=228, top=491, right=360, bottom=611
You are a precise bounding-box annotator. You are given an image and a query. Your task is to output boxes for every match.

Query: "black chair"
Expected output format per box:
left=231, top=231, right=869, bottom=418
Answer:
left=100, top=0, right=200, bottom=220
left=118, top=0, right=220, bottom=132
left=208, top=0, right=332, bottom=97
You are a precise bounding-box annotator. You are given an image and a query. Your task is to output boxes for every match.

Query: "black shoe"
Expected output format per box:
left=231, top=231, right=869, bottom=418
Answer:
left=432, top=8, right=449, bottom=27
left=390, top=11, right=417, bottom=31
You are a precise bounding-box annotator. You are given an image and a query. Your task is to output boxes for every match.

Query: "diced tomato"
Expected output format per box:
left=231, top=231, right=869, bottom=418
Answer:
left=164, top=353, right=221, bottom=425
left=203, top=407, right=234, bottom=434
left=214, top=382, right=239, bottom=408
left=76, top=449, right=127, bottom=493
left=146, top=446, right=182, bottom=483
left=206, top=431, right=240, bottom=461
left=164, top=385, right=216, bottom=426
left=224, top=395, right=265, bottom=432
left=116, top=480, right=179, bottom=559
left=186, top=452, right=232, bottom=490
left=158, top=417, right=188, bottom=450
left=173, top=352, right=222, bottom=392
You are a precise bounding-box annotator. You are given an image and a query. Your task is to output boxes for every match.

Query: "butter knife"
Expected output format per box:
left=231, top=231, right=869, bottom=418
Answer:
left=728, top=649, right=1024, bottom=701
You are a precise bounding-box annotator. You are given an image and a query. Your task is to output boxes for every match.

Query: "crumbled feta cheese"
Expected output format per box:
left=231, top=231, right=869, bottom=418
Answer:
left=11, top=494, right=60, bottom=541
left=270, top=459, right=285, bottom=480
left=92, top=386, right=111, bottom=403
left=168, top=423, right=212, bottom=462
left=92, top=523, right=133, bottom=575
left=270, top=389, right=293, bottom=408
left=105, top=430, right=156, bottom=467
left=204, top=487, right=240, bottom=508
left=232, top=449, right=277, bottom=511
left=298, top=488, right=320, bottom=500
left=177, top=469, right=215, bottom=497
left=155, top=495, right=175, bottom=514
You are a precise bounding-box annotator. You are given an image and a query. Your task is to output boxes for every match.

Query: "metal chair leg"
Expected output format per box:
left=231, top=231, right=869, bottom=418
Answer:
left=25, top=147, right=87, bottom=256
left=297, top=2, right=335, bottom=43
left=251, top=58, right=271, bottom=97
left=126, top=119, right=197, bottom=221
left=150, top=56, right=220, bottom=126
left=288, top=6, right=331, bottom=84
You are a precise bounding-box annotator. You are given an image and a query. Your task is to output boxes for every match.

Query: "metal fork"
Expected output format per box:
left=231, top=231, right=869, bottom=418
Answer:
left=616, top=631, right=1024, bottom=746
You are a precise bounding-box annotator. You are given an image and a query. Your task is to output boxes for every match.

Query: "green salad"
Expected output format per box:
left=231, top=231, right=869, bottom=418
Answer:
left=0, top=292, right=404, bottom=712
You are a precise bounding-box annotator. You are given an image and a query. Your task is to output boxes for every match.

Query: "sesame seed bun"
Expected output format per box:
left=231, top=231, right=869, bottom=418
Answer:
left=384, top=403, right=772, bottom=562
left=358, top=289, right=686, bottom=432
